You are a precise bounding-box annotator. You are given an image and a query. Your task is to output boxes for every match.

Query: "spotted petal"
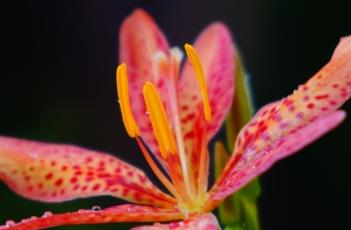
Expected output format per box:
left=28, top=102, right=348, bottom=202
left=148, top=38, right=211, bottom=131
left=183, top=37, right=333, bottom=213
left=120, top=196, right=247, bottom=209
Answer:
left=119, top=9, right=171, bottom=161
left=206, top=36, right=351, bottom=207
left=132, top=213, right=220, bottom=230
left=207, top=110, right=346, bottom=204
left=0, top=204, right=182, bottom=230
left=0, top=136, right=176, bottom=208
left=178, top=23, right=235, bottom=186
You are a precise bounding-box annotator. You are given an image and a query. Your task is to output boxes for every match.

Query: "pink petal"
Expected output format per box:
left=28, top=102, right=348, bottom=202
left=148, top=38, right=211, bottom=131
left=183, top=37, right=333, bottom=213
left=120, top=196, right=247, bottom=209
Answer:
left=132, top=213, right=220, bottom=230
left=206, top=36, right=351, bottom=206
left=208, top=110, right=346, bottom=202
left=331, top=35, right=351, bottom=60
left=178, top=23, right=235, bottom=185
left=0, top=204, right=182, bottom=230
left=119, top=9, right=171, bottom=162
left=0, top=136, right=176, bottom=208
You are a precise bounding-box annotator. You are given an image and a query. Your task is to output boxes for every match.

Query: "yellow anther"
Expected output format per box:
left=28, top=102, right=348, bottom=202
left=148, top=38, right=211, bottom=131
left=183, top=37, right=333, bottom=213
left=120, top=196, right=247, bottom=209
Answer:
left=143, top=82, right=176, bottom=159
left=116, top=63, right=140, bottom=137
left=184, top=43, right=212, bottom=122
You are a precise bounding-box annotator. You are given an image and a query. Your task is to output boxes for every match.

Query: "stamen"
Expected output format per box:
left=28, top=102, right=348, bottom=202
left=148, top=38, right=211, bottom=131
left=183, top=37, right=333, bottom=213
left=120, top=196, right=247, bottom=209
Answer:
left=116, top=63, right=140, bottom=137
left=135, top=137, right=178, bottom=198
left=143, top=82, right=176, bottom=159
left=184, top=43, right=212, bottom=122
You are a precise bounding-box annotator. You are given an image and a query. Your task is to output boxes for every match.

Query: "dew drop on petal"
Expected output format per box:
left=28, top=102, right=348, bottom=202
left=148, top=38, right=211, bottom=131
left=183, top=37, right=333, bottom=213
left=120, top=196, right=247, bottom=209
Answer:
left=5, top=220, right=15, bottom=227
left=42, top=211, right=53, bottom=218
left=91, top=205, right=102, bottom=211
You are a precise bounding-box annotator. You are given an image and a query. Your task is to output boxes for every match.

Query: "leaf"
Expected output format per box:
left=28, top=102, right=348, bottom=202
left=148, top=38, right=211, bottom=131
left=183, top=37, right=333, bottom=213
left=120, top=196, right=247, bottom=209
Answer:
left=216, top=51, right=261, bottom=229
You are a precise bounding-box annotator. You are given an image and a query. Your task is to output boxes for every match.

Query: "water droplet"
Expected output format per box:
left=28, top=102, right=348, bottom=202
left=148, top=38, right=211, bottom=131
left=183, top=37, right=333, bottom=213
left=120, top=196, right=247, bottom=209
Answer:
left=91, top=205, right=101, bottom=211
left=5, top=220, right=15, bottom=227
left=42, top=211, right=53, bottom=218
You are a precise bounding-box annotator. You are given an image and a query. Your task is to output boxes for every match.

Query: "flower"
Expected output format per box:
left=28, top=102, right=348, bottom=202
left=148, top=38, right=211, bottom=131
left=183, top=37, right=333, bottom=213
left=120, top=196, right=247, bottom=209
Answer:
left=0, top=8, right=350, bottom=230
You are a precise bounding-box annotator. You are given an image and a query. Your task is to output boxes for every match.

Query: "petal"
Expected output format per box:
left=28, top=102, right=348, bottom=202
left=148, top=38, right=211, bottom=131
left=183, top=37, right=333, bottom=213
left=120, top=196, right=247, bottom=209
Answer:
left=132, top=213, right=220, bottom=230
left=206, top=110, right=346, bottom=207
left=205, top=36, right=351, bottom=206
left=179, top=22, right=235, bottom=140
left=119, top=9, right=171, bottom=162
left=118, top=9, right=202, bottom=200
left=331, top=35, right=351, bottom=60
left=0, top=136, right=176, bottom=208
left=178, top=23, right=235, bottom=186
left=0, top=204, right=182, bottom=230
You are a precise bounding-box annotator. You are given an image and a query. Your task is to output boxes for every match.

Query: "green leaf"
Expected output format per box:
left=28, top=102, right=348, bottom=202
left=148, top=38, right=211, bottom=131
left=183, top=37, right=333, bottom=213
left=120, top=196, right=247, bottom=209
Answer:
left=214, top=142, right=242, bottom=224
left=216, top=51, right=261, bottom=230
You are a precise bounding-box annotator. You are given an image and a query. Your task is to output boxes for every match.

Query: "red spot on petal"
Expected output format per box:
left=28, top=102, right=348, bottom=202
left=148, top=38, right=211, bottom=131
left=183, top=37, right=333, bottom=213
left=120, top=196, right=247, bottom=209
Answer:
left=329, top=100, right=337, bottom=106
left=55, top=178, right=63, bottom=187
left=85, top=157, right=93, bottom=163
left=181, top=113, right=196, bottom=123
left=123, top=188, right=129, bottom=196
left=70, top=177, right=78, bottom=184
left=75, top=171, right=83, bottom=176
left=99, top=161, right=105, bottom=167
left=73, top=165, right=80, bottom=170
left=307, top=103, right=315, bottom=109
left=315, top=94, right=329, bottom=100
left=45, top=173, right=53, bottom=180
left=181, top=105, right=189, bottom=111
left=184, top=131, right=195, bottom=139
left=139, top=175, right=147, bottom=183
left=92, top=184, right=100, bottom=191
left=97, top=173, right=111, bottom=178
left=303, top=95, right=310, bottom=101
left=61, top=165, right=68, bottom=171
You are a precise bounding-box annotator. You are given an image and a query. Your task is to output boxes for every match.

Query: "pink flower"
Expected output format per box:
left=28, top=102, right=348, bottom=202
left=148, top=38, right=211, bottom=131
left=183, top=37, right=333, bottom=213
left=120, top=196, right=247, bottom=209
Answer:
left=0, top=9, right=350, bottom=230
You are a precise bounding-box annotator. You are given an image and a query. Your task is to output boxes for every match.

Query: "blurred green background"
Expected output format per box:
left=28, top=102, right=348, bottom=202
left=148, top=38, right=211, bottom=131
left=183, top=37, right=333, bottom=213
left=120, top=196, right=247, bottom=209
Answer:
left=0, top=0, right=350, bottom=229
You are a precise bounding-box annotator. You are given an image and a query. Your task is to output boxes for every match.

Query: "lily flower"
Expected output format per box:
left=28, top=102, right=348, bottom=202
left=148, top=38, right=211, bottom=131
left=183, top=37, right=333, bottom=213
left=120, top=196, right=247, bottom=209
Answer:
left=0, top=8, right=350, bottom=230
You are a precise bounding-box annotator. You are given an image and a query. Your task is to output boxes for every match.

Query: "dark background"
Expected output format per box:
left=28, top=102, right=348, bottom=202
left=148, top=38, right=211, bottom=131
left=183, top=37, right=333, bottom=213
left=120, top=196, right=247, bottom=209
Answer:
left=0, top=0, right=350, bottom=229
